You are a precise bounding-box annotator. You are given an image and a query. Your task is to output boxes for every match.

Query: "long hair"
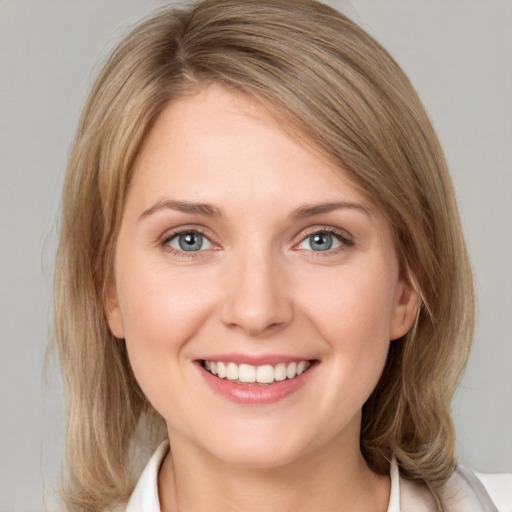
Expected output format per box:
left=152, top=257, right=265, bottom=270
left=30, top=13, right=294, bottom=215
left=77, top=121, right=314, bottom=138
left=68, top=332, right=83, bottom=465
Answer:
left=54, top=1, right=474, bottom=510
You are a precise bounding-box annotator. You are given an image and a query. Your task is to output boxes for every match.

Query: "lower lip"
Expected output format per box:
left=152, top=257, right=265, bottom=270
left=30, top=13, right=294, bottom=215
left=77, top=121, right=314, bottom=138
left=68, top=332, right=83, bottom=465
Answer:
left=197, top=362, right=316, bottom=404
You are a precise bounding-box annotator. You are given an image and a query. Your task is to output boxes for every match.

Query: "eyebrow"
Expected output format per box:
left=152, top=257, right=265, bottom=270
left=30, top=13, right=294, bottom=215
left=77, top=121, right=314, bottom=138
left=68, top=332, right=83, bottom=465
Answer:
left=291, top=202, right=372, bottom=219
left=139, top=199, right=223, bottom=220
left=139, top=199, right=371, bottom=221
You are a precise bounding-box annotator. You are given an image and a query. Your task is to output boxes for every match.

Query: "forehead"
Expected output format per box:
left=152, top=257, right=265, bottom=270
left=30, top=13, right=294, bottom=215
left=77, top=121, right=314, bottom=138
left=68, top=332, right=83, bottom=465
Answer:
left=129, top=85, right=375, bottom=212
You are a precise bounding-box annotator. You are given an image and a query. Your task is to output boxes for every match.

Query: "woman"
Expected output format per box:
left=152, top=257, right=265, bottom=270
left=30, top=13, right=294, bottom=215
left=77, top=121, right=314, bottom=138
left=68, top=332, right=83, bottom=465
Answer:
left=54, top=1, right=511, bottom=511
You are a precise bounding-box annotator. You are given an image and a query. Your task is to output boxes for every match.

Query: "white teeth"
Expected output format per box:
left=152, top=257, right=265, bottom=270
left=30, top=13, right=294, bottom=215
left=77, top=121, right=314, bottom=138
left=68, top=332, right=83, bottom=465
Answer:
left=256, top=365, right=275, bottom=384
left=203, top=360, right=311, bottom=383
left=286, top=362, right=297, bottom=379
left=274, top=363, right=287, bottom=382
left=239, top=364, right=256, bottom=383
left=297, top=361, right=308, bottom=375
left=217, top=362, right=227, bottom=378
left=226, top=362, right=239, bottom=381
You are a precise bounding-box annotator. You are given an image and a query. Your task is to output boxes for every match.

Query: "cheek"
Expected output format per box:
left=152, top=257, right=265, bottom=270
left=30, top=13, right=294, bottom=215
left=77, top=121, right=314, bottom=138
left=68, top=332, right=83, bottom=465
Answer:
left=118, top=255, right=214, bottom=331
left=295, top=261, right=397, bottom=402
left=115, top=256, right=218, bottom=379
left=298, top=262, right=398, bottom=346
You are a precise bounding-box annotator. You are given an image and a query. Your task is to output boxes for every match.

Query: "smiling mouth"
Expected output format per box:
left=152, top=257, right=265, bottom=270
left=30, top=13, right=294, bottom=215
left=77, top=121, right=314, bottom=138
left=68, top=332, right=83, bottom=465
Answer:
left=201, top=360, right=314, bottom=385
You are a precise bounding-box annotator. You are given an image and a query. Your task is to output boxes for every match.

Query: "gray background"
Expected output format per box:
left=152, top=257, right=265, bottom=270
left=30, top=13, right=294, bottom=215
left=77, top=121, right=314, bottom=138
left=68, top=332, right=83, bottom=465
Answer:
left=1, top=1, right=511, bottom=510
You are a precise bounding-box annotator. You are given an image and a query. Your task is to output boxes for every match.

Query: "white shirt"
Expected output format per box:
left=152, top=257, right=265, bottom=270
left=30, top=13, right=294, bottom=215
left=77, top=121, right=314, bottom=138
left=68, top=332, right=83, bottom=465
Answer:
left=126, top=442, right=512, bottom=512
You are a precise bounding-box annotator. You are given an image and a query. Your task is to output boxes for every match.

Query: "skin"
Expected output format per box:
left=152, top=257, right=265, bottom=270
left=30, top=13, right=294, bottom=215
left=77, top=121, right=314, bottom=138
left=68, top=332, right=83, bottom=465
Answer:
left=105, top=85, right=419, bottom=512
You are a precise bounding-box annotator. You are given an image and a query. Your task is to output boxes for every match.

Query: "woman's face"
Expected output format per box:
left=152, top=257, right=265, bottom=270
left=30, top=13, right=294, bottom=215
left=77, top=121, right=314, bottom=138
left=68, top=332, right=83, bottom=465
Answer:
left=106, top=85, right=418, bottom=468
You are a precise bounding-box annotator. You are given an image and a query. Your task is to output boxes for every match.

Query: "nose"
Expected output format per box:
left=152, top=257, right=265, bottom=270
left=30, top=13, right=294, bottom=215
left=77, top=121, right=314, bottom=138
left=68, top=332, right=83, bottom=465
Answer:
left=219, top=245, right=294, bottom=337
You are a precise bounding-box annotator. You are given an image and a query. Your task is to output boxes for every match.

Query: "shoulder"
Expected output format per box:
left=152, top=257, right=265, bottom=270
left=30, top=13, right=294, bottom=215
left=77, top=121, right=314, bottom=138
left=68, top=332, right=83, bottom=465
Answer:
left=474, top=470, right=512, bottom=512
left=399, top=465, right=512, bottom=512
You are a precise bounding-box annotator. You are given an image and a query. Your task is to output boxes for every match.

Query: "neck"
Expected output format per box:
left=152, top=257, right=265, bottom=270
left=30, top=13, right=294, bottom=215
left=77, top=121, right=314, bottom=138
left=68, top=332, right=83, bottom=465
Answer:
left=158, top=429, right=390, bottom=512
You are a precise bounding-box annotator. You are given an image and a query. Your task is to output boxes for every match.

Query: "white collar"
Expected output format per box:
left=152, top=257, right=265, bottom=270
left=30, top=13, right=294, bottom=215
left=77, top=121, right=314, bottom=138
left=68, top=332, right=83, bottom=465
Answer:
left=127, top=442, right=169, bottom=512
left=126, top=441, right=402, bottom=512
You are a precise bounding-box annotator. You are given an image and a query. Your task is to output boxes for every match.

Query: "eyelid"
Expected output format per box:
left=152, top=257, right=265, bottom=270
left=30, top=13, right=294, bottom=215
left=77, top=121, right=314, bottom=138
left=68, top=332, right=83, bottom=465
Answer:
left=156, top=224, right=353, bottom=257
left=158, top=225, right=219, bottom=256
left=293, top=225, right=354, bottom=251
left=168, top=231, right=213, bottom=251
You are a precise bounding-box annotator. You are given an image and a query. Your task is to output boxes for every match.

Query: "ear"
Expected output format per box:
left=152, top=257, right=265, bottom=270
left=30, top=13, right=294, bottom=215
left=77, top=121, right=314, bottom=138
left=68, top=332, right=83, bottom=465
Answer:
left=104, top=279, right=125, bottom=339
left=389, top=274, right=420, bottom=341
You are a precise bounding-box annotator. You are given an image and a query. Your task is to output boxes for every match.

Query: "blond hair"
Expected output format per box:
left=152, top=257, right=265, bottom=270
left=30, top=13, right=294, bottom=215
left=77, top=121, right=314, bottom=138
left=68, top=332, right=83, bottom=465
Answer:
left=54, top=1, right=474, bottom=510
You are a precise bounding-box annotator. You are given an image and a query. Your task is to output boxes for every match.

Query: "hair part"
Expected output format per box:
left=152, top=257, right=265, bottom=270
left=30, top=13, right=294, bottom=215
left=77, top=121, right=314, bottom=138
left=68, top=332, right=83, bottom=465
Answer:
left=54, top=1, right=474, bottom=510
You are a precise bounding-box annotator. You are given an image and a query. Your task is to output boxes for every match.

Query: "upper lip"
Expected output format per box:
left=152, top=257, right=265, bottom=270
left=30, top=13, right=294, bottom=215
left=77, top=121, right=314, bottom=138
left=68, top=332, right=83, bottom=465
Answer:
left=197, top=353, right=315, bottom=366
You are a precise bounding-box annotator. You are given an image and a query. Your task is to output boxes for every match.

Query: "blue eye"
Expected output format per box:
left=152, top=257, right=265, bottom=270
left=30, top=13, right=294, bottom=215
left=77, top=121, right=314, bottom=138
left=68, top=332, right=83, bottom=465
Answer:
left=310, top=233, right=334, bottom=251
left=298, top=231, right=345, bottom=252
left=167, top=231, right=213, bottom=252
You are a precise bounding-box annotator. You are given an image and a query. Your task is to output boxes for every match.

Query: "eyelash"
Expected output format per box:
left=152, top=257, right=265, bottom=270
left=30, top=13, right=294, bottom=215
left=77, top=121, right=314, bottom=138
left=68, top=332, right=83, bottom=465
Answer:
left=158, top=226, right=354, bottom=258
left=159, top=228, right=213, bottom=258
left=295, top=226, right=354, bottom=256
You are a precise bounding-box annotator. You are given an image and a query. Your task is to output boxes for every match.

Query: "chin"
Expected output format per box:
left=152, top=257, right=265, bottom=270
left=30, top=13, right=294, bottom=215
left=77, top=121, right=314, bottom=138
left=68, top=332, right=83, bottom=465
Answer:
left=191, top=418, right=328, bottom=470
